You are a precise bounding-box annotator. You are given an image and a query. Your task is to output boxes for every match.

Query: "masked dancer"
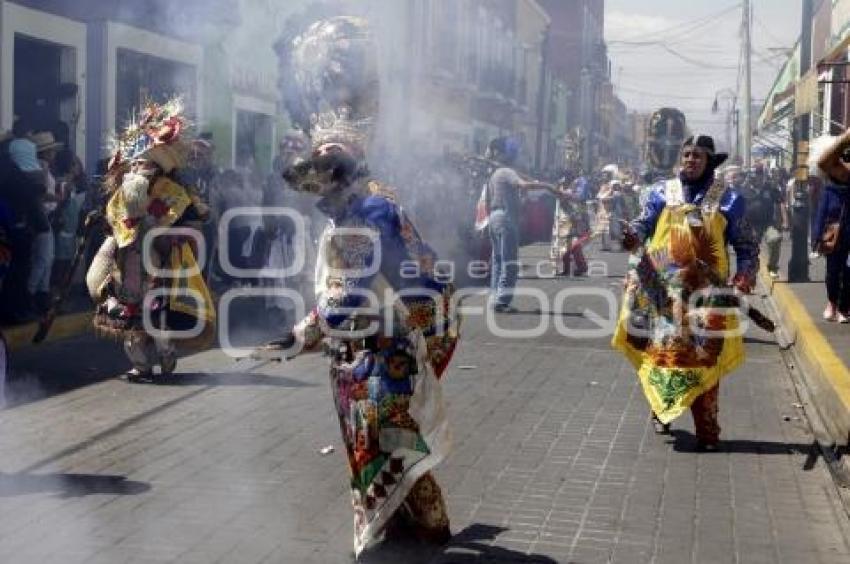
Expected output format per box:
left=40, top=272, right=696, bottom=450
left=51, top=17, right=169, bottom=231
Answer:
left=612, top=135, right=759, bottom=450
left=551, top=172, right=591, bottom=277
left=638, top=108, right=687, bottom=207
left=276, top=16, right=459, bottom=556
left=86, top=99, right=215, bottom=381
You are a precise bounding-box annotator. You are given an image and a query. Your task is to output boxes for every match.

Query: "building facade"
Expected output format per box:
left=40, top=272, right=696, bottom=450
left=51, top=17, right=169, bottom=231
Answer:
left=537, top=0, right=627, bottom=172
left=757, top=0, right=850, bottom=169
left=399, top=0, right=553, bottom=169
left=0, top=0, right=303, bottom=174
left=3, top=0, right=633, bottom=176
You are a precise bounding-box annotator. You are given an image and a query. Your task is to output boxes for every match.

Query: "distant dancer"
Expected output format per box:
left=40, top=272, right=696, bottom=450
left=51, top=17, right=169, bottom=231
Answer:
left=551, top=173, right=590, bottom=277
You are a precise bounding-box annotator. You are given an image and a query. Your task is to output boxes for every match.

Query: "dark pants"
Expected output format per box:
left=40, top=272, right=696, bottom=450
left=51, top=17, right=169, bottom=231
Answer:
left=562, top=234, right=589, bottom=275
left=0, top=225, right=33, bottom=322
left=825, top=246, right=850, bottom=312
left=691, top=386, right=721, bottom=445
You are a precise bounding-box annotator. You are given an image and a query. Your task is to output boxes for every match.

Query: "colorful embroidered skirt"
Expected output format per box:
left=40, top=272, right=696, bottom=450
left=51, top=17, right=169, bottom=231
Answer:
left=331, top=332, right=451, bottom=555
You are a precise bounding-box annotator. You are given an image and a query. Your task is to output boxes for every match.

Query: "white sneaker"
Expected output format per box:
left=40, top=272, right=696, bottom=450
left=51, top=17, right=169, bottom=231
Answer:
left=768, top=270, right=779, bottom=279
left=824, top=304, right=838, bottom=322
left=840, top=313, right=850, bottom=324
left=125, top=367, right=152, bottom=382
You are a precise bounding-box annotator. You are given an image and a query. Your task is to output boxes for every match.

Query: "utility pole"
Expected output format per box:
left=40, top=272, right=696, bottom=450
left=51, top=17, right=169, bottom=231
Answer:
left=535, top=24, right=550, bottom=172
left=732, top=109, right=741, bottom=164
left=743, top=0, right=752, bottom=169
left=579, top=1, right=593, bottom=174
left=788, top=0, right=814, bottom=283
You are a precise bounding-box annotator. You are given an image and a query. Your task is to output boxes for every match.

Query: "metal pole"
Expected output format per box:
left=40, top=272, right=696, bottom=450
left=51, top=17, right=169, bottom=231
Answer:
left=743, top=0, right=753, bottom=169
left=579, top=1, right=593, bottom=174
left=726, top=101, right=732, bottom=157
left=788, top=0, right=814, bottom=283
left=734, top=106, right=740, bottom=161
left=535, top=25, right=550, bottom=172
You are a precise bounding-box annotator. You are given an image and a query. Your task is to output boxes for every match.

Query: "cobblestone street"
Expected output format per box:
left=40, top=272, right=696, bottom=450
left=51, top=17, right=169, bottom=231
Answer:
left=1, top=247, right=848, bottom=563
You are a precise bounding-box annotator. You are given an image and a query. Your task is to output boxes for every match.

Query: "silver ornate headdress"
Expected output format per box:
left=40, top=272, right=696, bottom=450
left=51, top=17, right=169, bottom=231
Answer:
left=290, top=16, right=379, bottom=154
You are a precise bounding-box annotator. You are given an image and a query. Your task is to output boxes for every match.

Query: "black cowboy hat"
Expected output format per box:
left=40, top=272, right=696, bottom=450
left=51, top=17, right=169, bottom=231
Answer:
left=683, top=134, right=728, bottom=169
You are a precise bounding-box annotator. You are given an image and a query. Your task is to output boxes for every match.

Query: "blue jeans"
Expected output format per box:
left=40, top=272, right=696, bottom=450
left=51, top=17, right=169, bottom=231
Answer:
left=28, top=228, right=54, bottom=295
left=489, top=211, right=518, bottom=306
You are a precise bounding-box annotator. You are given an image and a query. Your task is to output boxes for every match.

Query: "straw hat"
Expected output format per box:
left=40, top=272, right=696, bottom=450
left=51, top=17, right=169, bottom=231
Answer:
left=138, top=142, right=188, bottom=174
left=32, top=131, right=64, bottom=154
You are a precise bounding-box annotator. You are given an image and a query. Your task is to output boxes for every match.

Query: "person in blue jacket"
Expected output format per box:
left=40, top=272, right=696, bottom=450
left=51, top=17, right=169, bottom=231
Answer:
left=811, top=134, right=850, bottom=322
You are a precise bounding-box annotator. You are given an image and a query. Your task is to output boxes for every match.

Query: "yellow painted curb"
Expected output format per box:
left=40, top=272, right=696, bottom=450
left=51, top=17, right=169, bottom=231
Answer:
left=763, top=264, right=850, bottom=437
left=2, top=312, right=92, bottom=352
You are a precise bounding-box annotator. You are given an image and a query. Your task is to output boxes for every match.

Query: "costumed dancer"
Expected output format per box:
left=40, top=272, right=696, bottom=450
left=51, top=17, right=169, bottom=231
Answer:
left=637, top=108, right=687, bottom=207
left=612, top=134, right=759, bottom=450
left=594, top=164, right=619, bottom=251
left=551, top=173, right=590, bottom=277
left=86, top=99, right=215, bottom=381
left=277, top=17, right=459, bottom=556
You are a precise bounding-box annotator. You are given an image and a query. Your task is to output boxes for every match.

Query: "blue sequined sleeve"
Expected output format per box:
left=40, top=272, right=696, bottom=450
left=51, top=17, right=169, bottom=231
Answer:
left=630, top=183, right=667, bottom=242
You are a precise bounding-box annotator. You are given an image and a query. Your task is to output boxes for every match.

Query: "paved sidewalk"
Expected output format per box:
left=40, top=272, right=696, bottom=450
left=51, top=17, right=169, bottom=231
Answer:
left=761, top=237, right=850, bottom=454
left=0, top=245, right=847, bottom=563
left=1, top=288, right=92, bottom=352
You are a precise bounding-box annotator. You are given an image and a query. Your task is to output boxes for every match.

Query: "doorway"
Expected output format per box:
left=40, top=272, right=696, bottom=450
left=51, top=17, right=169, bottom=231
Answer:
left=14, top=34, right=78, bottom=147
left=235, top=109, right=273, bottom=173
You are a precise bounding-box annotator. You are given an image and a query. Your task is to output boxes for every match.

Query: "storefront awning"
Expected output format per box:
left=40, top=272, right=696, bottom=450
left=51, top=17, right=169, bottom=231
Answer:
left=818, top=32, right=850, bottom=67
left=758, top=41, right=801, bottom=128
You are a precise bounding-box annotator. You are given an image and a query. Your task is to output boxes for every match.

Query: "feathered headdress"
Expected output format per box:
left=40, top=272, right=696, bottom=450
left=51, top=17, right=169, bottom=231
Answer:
left=109, top=97, right=191, bottom=174
left=287, top=16, right=379, bottom=155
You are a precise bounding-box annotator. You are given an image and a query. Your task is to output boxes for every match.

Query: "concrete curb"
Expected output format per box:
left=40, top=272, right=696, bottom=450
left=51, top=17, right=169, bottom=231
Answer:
left=2, top=312, right=92, bottom=352
left=760, top=266, right=850, bottom=457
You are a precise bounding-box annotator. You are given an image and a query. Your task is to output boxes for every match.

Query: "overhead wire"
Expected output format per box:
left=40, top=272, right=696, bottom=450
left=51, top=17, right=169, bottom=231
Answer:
left=612, top=0, right=785, bottom=138
left=752, top=12, right=790, bottom=47
left=659, top=44, right=739, bottom=70
left=608, top=2, right=742, bottom=45
left=611, top=1, right=742, bottom=106
left=615, top=86, right=722, bottom=100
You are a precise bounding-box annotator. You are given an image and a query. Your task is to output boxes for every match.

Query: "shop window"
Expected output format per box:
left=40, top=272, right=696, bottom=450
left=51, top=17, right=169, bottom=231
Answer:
left=116, top=48, right=197, bottom=128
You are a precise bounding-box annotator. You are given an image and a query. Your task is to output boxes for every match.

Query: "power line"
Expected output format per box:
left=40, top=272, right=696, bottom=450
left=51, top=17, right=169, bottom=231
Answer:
left=608, top=2, right=742, bottom=45
left=752, top=12, right=788, bottom=47
left=616, top=86, right=720, bottom=100
left=608, top=41, right=731, bottom=54
left=660, top=44, right=739, bottom=69
left=613, top=67, right=746, bottom=78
